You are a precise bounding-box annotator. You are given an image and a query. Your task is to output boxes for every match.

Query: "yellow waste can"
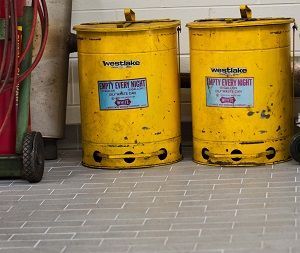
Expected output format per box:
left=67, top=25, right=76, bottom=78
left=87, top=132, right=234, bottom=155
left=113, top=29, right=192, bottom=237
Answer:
left=187, top=5, right=295, bottom=166
left=74, top=9, right=182, bottom=169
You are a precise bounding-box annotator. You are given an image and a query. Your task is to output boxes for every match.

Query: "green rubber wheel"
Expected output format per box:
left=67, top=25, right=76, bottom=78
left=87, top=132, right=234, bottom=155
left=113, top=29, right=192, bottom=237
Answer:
left=290, top=132, right=300, bottom=162
left=22, top=132, right=45, bottom=183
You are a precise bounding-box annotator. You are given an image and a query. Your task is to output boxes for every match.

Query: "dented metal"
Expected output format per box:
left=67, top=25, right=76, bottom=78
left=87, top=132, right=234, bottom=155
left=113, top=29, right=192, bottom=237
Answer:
left=187, top=6, right=294, bottom=166
left=74, top=12, right=182, bottom=169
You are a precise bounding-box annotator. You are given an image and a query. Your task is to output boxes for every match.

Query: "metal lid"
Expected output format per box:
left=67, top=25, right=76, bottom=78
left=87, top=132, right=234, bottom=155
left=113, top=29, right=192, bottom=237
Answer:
left=187, top=18, right=294, bottom=29
left=74, top=8, right=180, bottom=32
left=187, top=5, right=294, bottom=29
left=74, top=19, right=181, bottom=32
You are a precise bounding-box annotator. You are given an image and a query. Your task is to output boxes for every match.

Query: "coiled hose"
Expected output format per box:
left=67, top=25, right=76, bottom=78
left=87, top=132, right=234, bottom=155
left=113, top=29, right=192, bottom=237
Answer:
left=0, top=0, right=48, bottom=137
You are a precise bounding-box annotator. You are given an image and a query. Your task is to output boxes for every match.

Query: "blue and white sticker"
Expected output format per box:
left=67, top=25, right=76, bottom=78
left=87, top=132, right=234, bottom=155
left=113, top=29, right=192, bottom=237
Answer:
left=206, top=77, right=254, bottom=108
left=98, top=78, right=148, bottom=110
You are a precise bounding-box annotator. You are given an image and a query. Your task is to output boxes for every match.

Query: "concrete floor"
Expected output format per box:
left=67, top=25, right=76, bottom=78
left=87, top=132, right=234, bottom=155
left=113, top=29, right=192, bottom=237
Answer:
left=0, top=148, right=300, bottom=253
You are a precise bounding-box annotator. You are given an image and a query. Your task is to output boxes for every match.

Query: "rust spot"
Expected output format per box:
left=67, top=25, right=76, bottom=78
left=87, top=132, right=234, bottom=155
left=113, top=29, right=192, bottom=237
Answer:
left=142, top=127, right=150, bottom=130
left=261, top=110, right=271, bottom=119
left=124, top=137, right=128, bottom=140
left=276, top=126, right=281, bottom=132
left=89, top=38, right=102, bottom=41
left=220, top=116, right=224, bottom=120
left=240, top=141, right=264, bottom=145
left=108, top=144, right=129, bottom=148
left=259, top=130, right=267, bottom=134
left=155, top=132, right=162, bottom=135
left=202, top=129, right=206, bottom=133
left=135, top=140, right=138, bottom=144
left=270, top=31, right=282, bottom=35
left=247, top=111, right=255, bottom=116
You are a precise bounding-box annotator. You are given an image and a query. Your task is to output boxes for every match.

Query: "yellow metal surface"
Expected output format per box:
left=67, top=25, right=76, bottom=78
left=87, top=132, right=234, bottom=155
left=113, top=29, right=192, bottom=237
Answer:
left=187, top=18, right=294, bottom=29
left=74, top=18, right=182, bottom=169
left=187, top=17, right=294, bottom=166
left=74, top=20, right=180, bottom=32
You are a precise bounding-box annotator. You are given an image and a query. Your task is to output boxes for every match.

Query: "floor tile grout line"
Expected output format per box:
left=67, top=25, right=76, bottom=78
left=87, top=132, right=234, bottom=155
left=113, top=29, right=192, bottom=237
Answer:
left=98, top=238, right=104, bottom=246
left=44, top=227, right=51, bottom=234
left=20, top=221, right=27, bottom=229
left=60, top=246, right=67, bottom=253
left=33, top=240, right=40, bottom=248
left=7, top=234, right=14, bottom=241
left=192, top=242, right=198, bottom=252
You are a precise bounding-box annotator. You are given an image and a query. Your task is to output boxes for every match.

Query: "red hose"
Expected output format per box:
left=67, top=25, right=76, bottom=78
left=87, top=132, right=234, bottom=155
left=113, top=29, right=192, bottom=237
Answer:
left=18, top=0, right=38, bottom=65
left=0, top=0, right=16, bottom=95
left=0, top=0, right=18, bottom=137
left=0, top=0, right=48, bottom=136
left=0, top=0, right=9, bottom=81
left=17, top=0, right=48, bottom=84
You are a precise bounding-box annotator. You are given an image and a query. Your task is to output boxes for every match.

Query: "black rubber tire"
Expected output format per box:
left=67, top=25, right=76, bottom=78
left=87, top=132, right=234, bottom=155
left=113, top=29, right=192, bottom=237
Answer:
left=290, top=132, right=300, bottom=162
left=22, top=132, right=45, bottom=183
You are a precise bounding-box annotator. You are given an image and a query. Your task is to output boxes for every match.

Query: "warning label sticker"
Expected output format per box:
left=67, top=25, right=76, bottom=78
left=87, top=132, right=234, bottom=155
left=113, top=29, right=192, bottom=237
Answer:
left=98, top=78, right=148, bottom=110
left=206, top=77, right=254, bottom=108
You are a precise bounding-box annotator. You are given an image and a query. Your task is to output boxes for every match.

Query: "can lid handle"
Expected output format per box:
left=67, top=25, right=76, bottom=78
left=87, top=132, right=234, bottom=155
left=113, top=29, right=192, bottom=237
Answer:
left=124, top=8, right=136, bottom=22
left=240, top=5, right=252, bottom=19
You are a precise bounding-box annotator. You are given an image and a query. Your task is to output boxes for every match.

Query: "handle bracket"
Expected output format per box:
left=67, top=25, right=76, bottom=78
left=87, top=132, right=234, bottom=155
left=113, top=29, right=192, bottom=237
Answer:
left=124, top=8, right=135, bottom=22
left=240, top=5, right=252, bottom=19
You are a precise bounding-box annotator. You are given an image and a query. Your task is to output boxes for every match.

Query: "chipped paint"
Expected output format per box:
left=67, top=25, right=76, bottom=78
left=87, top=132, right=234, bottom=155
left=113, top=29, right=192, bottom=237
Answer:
left=261, top=110, right=271, bottom=119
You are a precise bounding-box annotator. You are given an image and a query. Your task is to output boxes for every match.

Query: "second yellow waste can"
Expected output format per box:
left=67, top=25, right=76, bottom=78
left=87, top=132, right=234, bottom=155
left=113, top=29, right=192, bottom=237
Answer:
left=187, top=6, right=294, bottom=166
left=74, top=10, right=182, bottom=169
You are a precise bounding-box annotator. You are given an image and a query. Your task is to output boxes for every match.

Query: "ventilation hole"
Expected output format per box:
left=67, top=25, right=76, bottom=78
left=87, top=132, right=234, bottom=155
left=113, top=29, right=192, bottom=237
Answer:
left=179, top=144, right=182, bottom=155
left=124, top=151, right=135, bottom=164
left=231, top=149, right=242, bottom=162
left=158, top=148, right=168, bottom=161
left=202, top=148, right=209, bottom=160
left=266, top=147, right=276, bottom=160
left=93, top=151, right=102, bottom=163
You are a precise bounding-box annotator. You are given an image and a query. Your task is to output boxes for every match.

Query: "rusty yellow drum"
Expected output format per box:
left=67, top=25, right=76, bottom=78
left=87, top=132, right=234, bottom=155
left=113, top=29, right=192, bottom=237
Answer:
left=187, top=6, right=295, bottom=166
left=74, top=10, right=182, bottom=169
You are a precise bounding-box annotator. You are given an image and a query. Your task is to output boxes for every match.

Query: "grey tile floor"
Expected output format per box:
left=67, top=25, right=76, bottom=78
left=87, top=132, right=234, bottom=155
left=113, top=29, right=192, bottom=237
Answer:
left=0, top=147, right=300, bottom=253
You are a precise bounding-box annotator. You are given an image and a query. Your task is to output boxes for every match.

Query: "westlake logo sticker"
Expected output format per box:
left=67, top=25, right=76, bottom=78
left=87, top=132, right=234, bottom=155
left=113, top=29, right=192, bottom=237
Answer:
left=98, top=78, right=148, bottom=110
left=211, top=67, right=247, bottom=76
left=102, top=60, right=140, bottom=69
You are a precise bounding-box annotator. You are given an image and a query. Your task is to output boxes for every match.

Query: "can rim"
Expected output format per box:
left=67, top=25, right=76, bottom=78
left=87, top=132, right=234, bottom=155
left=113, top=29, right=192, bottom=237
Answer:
left=186, top=18, right=295, bottom=28
left=74, top=19, right=181, bottom=32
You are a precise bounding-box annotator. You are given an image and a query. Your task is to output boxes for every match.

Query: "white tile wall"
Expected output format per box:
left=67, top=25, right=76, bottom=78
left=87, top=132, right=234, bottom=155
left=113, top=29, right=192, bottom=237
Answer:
left=66, top=0, right=300, bottom=124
